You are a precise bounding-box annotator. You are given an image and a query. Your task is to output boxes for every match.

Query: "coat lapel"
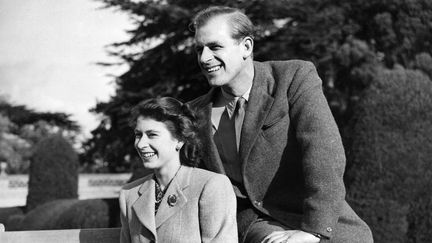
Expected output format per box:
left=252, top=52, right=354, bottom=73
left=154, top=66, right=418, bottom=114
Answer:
left=195, top=88, right=225, bottom=173
left=240, top=62, right=274, bottom=163
left=132, top=178, right=157, bottom=240
left=155, top=166, right=191, bottom=228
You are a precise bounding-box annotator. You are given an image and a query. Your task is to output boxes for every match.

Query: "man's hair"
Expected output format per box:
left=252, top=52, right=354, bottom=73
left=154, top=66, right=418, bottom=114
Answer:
left=191, top=6, right=255, bottom=41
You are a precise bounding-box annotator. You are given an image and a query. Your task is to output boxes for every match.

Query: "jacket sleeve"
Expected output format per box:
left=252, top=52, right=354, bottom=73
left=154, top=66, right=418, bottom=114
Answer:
left=199, top=174, right=238, bottom=243
left=288, top=61, right=346, bottom=239
left=119, top=189, right=131, bottom=243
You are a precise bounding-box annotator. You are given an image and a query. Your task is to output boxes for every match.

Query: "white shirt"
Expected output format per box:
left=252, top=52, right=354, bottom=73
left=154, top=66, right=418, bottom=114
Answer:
left=211, top=87, right=251, bottom=133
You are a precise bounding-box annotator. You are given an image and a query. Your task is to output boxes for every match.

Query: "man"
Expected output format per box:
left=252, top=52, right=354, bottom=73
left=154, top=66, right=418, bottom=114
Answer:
left=188, top=6, right=373, bottom=243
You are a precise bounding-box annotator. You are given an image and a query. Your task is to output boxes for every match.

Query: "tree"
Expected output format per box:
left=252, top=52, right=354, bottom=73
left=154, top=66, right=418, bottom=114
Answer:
left=345, top=66, right=432, bottom=242
left=85, top=0, right=432, bottom=172
left=26, top=134, right=79, bottom=211
left=0, top=97, right=80, bottom=174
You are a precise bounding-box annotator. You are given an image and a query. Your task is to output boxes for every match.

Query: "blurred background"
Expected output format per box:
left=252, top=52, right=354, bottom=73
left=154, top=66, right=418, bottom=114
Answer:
left=0, top=0, right=431, bottom=242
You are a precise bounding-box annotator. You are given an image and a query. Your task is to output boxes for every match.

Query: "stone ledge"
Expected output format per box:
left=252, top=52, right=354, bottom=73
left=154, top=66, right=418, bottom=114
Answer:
left=0, top=226, right=120, bottom=243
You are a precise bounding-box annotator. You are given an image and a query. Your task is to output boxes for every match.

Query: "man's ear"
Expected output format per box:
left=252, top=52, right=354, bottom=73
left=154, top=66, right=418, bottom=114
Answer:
left=242, top=36, right=254, bottom=60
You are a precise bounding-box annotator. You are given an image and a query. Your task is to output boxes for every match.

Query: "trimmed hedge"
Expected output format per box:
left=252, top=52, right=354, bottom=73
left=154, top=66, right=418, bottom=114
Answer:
left=20, top=199, right=78, bottom=230
left=15, top=198, right=119, bottom=230
left=345, top=66, right=432, bottom=242
left=0, top=206, right=23, bottom=223
left=55, top=199, right=110, bottom=229
left=0, top=206, right=24, bottom=231
left=26, top=134, right=79, bottom=211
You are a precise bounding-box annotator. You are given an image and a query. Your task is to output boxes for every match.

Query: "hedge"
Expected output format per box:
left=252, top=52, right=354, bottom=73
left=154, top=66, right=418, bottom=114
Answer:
left=13, top=198, right=119, bottom=230
left=345, top=66, right=432, bottom=242
left=26, top=134, right=78, bottom=211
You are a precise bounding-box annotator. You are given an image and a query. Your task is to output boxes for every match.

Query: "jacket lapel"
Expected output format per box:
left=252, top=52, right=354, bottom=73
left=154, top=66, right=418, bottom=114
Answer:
left=194, top=62, right=275, bottom=173
left=155, top=166, right=191, bottom=228
left=195, top=88, right=225, bottom=173
left=240, top=62, right=274, bottom=163
left=132, top=178, right=157, bottom=240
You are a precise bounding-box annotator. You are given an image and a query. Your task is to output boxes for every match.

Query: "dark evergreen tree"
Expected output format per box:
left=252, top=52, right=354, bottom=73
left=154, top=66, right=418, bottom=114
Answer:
left=26, top=134, right=79, bottom=211
left=84, top=0, right=432, bottom=172
left=345, top=66, right=432, bottom=242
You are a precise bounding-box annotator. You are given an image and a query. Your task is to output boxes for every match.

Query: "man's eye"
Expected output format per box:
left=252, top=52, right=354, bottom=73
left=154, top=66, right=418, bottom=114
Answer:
left=210, top=45, right=221, bottom=50
left=194, top=46, right=203, bottom=53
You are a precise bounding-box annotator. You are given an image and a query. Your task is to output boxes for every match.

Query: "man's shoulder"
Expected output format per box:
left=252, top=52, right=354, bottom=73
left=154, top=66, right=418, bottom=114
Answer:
left=186, top=88, right=216, bottom=109
left=256, top=59, right=316, bottom=73
left=187, top=94, right=206, bottom=107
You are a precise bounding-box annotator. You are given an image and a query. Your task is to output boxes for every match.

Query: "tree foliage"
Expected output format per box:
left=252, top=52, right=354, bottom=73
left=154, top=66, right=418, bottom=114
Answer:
left=84, top=0, right=432, bottom=172
left=26, top=134, right=79, bottom=211
left=345, top=66, right=432, bottom=242
left=0, top=97, right=80, bottom=174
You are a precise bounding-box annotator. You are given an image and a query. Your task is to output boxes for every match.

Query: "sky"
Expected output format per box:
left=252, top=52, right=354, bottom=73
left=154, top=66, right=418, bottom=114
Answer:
left=0, top=0, right=132, bottom=140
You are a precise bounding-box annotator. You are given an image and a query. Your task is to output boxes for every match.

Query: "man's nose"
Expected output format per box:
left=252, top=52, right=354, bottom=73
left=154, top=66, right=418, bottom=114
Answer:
left=199, top=47, right=212, bottom=63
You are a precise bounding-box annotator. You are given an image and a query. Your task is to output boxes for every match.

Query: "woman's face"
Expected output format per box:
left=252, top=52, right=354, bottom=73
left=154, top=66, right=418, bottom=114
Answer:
left=134, top=116, right=182, bottom=172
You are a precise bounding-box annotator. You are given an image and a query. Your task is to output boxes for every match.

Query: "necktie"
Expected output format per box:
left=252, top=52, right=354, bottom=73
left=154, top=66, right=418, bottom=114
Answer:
left=234, top=97, right=246, bottom=151
left=212, top=97, right=247, bottom=197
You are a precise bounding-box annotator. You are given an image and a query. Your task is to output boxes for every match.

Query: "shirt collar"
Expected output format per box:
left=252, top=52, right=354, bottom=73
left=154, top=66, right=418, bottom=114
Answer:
left=220, top=86, right=251, bottom=118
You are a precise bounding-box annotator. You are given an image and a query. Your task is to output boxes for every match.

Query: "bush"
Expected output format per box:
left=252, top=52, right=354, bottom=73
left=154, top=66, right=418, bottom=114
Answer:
left=20, top=199, right=77, bottom=230
left=407, top=195, right=432, bottom=243
left=6, top=214, right=25, bottom=231
left=26, top=134, right=79, bottom=211
left=18, top=198, right=118, bottom=230
left=0, top=206, right=24, bottom=230
left=345, top=66, right=432, bottom=242
left=0, top=206, right=23, bottom=223
left=55, top=199, right=110, bottom=229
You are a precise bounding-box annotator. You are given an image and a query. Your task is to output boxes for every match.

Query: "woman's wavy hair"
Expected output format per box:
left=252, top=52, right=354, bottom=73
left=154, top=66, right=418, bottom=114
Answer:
left=129, top=97, right=202, bottom=167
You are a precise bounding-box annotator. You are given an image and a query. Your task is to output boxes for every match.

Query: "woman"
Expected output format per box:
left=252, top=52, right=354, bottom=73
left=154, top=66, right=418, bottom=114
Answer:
left=119, top=97, right=238, bottom=243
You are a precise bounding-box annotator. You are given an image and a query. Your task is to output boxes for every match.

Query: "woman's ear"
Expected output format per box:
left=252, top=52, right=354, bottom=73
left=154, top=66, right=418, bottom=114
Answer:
left=242, top=36, right=254, bottom=60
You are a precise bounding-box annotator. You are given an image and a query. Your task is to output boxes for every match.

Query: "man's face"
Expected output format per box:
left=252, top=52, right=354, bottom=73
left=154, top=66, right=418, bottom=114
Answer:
left=194, top=16, right=248, bottom=88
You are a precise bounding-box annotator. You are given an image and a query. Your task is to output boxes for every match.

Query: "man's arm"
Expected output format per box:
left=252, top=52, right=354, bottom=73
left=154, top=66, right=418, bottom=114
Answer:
left=288, top=61, right=346, bottom=239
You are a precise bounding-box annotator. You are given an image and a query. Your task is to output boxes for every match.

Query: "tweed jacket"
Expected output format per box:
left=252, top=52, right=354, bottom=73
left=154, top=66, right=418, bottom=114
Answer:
left=119, top=166, right=238, bottom=243
left=188, top=60, right=373, bottom=242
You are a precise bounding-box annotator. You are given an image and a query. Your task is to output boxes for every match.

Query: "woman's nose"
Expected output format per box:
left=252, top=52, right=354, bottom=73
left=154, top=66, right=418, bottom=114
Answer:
left=135, top=137, right=148, bottom=149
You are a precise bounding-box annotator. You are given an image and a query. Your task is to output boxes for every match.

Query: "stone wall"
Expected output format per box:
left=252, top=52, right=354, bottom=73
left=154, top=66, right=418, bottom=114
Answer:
left=0, top=174, right=130, bottom=207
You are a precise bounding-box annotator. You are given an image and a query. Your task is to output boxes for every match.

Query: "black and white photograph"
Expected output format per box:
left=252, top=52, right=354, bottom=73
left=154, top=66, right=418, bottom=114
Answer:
left=1, top=1, right=431, bottom=242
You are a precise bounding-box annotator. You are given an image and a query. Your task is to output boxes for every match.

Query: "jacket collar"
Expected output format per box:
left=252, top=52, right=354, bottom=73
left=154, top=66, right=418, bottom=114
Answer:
left=240, top=61, right=274, bottom=160
left=195, top=88, right=226, bottom=173
left=198, top=61, right=274, bottom=163
left=132, top=166, right=192, bottom=240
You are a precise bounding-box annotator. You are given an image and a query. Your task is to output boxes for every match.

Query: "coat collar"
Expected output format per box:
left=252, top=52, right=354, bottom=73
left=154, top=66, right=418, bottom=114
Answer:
left=240, top=61, right=274, bottom=160
left=132, top=166, right=192, bottom=240
left=195, top=88, right=226, bottom=174
left=197, top=61, right=274, bottom=166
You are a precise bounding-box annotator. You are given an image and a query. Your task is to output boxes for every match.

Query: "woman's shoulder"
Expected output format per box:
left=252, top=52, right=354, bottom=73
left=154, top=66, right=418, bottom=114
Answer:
left=121, top=173, right=153, bottom=191
left=190, top=167, right=225, bottom=177
left=189, top=167, right=230, bottom=185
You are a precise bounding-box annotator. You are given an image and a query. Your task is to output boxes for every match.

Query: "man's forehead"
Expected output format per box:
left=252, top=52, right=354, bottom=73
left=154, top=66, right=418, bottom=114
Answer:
left=194, top=17, right=234, bottom=43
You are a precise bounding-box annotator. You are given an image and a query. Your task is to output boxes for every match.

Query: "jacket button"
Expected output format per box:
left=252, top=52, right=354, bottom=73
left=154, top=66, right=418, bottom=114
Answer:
left=326, top=227, right=332, bottom=232
left=254, top=200, right=262, bottom=207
